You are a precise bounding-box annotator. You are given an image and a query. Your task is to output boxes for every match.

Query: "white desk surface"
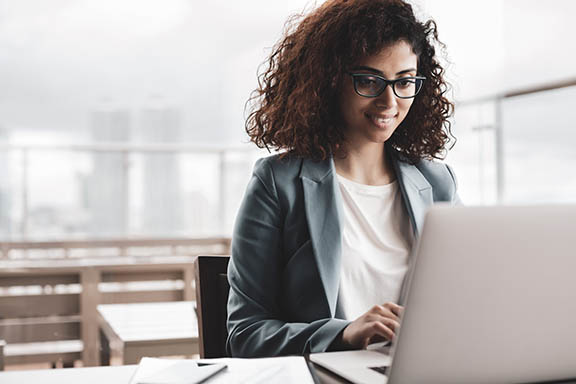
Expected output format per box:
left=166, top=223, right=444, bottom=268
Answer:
left=0, top=365, right=137, bottom=384
left=97, top=301, right=198, bottom=342
left=0, top=361, right=347, bottom=384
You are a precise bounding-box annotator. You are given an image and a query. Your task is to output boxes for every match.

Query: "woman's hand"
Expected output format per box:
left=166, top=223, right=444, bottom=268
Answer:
left=341, top=303, right=404, bottom=349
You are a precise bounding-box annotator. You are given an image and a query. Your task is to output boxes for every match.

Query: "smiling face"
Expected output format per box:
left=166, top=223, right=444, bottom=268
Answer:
left=339, top=40, right=418, bottom=149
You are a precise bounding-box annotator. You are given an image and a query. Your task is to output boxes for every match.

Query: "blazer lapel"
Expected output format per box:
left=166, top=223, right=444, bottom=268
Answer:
left=391, top=154, right=433, bottom=237
left=300, top=158, right=342, bottom=317
left=298, top=153, right=433, bottom=316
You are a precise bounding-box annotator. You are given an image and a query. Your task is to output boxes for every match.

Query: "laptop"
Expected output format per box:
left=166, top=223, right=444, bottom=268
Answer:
left=311, top=205, right=576, bottom=384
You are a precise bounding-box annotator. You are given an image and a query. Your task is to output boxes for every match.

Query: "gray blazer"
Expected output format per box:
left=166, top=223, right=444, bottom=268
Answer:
left=226, top=151, right=460, bottom=357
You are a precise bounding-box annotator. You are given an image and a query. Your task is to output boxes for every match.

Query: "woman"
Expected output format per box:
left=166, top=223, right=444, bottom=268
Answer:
left=227, top=0, right=459, bottom=357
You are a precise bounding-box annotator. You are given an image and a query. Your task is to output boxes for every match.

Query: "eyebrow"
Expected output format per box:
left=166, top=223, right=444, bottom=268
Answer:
left=351, top=65, right=417, bottom=76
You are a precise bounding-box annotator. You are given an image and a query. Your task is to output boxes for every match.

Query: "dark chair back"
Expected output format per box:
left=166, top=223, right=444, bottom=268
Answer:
left=194, top=255, right=231, bottom=358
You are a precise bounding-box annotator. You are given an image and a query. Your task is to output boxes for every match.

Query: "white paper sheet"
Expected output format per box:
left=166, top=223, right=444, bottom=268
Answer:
left=128, top=356, right=315, bottom=384
left=196, top=356, right=315, bottom=384
left=129, top=358, right=226, bottom=384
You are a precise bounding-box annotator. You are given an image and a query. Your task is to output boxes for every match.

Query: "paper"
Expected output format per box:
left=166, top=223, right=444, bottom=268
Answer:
left=196, top=356, right=315, bottom=384
left=129, top=355, right=315, bottom=384
left=129, top=358, right=226, bottom=384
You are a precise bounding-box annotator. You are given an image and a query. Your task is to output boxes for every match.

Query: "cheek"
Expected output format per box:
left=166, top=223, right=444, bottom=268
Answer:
left=340, top=95, right=366, bottom=123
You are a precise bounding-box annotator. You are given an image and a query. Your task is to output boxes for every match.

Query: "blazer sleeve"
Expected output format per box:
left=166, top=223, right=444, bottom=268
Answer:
left=226, top=159, right=350, bottom=357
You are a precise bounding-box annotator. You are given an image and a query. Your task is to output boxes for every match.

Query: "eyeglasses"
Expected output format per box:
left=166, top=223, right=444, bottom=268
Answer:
left=347, top=73, right=426, bottom=99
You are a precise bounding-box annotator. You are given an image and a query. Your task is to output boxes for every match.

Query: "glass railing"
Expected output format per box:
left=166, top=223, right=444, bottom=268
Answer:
left=0, top=143, right=266, bottom=241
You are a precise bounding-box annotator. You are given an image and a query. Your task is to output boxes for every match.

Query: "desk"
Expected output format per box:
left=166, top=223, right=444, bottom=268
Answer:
left=1, top=361, right=574, bottom=384
left=0, top=365, right=137, bottom=384
left=0, top=361, right=345, bottom=384
left=98, top=301, right=199, bottom=365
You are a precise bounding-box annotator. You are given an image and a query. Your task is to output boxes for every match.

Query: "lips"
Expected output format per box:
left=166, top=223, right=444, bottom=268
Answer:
left=366, top=113, right=397, bottom=129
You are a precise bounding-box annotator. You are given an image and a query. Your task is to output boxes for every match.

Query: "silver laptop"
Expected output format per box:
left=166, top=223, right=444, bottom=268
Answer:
left=311, top=205, right=576, bottom=384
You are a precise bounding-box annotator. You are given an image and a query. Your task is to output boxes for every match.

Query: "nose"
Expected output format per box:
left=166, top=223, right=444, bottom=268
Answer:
left=374, top=85, right=397, bottom=110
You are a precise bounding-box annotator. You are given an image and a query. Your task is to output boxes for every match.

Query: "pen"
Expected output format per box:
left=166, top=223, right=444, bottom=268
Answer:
left=196, top=362, right=228, bottom=384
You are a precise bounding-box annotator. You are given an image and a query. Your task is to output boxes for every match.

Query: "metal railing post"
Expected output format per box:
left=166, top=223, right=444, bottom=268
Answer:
left=494, top=97, right=505, bottom=203
left=218, top=151, right=226, bottom=233
left=20, top=148, right=29, bottom=240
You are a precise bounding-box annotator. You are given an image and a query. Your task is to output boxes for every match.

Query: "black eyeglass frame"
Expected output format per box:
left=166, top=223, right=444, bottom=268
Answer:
left=347, top=72, right=427, bottom=99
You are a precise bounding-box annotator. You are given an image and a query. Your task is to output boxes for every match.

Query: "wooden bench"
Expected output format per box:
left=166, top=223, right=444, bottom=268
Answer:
left=0, top=256, right=201, bottom=369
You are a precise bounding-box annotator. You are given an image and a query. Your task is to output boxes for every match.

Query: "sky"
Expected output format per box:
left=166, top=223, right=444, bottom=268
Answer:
left=0, top=0, right=575, bottom=144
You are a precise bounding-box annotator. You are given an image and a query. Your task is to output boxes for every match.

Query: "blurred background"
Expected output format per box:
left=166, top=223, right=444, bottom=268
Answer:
left=0, top=0, right=575, bottom=372
left=0, top=0, right=575, bottom=241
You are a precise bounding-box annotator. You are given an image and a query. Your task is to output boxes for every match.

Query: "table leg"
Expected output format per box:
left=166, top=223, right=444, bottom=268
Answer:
left=99, top=330, right=110, bottom=366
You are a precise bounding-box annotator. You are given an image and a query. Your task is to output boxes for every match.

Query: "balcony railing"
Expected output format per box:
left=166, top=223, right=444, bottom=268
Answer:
left=0, top=143, right=265, bottom=241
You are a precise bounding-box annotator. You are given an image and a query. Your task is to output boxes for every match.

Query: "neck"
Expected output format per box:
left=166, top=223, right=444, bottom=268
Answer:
left=334, top=142, right=396, bottom=185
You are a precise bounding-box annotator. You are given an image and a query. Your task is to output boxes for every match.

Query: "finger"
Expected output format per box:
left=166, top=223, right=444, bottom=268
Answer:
left=364, top=321, right=395, bottom=342
left=367, top=333, right=388, bottom=345
left=370, top=306, right=400, bottom=322
left=365, top=312, right=401, bottom=331
left=379, top=317, right=400, bottom=333
left=362, top=337, right=371, bottom=349
left=383, top=302, right=404, bottom=317
left=373, top=322, right=396, bottom=341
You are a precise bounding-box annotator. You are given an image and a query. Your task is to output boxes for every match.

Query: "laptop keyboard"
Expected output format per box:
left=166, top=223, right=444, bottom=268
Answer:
left=369, top=366, right=389, bottom=375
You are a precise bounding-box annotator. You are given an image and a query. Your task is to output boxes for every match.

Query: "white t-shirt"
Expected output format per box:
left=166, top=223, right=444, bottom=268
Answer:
left=336, top=174, right=414, bottom=321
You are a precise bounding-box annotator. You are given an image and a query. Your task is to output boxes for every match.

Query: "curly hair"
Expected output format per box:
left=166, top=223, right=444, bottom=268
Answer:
left=246, top=0, right=454, bottom=163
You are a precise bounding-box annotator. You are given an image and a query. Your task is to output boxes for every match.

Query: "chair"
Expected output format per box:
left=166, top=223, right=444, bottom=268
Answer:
left=193, top=255, right=230, bottom=358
